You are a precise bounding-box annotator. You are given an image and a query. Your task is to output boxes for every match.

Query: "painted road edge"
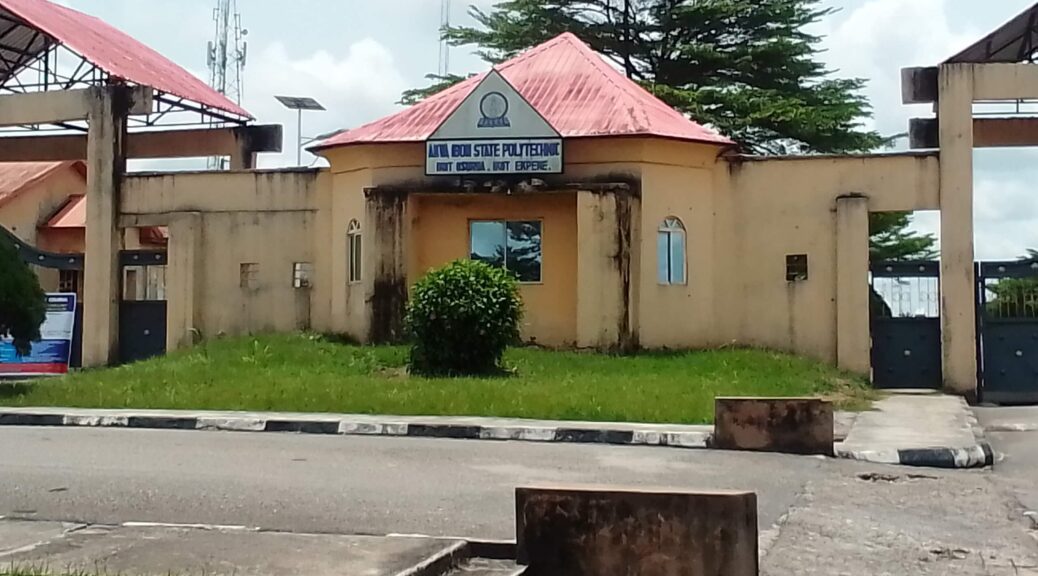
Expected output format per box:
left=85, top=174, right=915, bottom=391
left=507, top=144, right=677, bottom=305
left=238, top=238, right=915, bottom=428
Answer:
left=834, top=443, right=994, bottom=469
left=0, top=410, right=712, bottom=450
left=0, top=409, right=993, bottom=467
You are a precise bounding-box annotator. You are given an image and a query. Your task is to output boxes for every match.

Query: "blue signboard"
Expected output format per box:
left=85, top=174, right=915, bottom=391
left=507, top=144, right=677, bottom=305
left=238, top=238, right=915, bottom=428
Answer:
left=0, top=293, right=76, bottom=376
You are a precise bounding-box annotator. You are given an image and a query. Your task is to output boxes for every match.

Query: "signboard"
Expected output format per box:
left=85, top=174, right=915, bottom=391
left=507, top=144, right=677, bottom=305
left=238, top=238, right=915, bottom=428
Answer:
left=427, top=70, right=562, bottom=176
left=0, top=293, right=76, bottom=376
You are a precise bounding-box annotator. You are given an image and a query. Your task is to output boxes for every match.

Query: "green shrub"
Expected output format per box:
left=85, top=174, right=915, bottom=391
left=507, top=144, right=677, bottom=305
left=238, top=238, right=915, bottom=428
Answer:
left=406, top=259, right=522, bottom=375
left=0, top=237, right=46, bottom=355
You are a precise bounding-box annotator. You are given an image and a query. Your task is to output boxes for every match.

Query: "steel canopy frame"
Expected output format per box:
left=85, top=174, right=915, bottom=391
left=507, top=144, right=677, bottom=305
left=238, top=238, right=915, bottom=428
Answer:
left=0, top=16, right=250, bottom=135
left=947, top=3, right=1038, bottom=65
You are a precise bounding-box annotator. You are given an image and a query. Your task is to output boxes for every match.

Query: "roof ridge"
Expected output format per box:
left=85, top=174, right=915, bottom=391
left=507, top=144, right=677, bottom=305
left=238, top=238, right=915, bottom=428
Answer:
left=315, top=31, right=732, bottom=149
left=556, top=33, right=726, bottom=139
left=497, top=33, right=575, bottom=72
left=553, top=34, right=675, bottom=130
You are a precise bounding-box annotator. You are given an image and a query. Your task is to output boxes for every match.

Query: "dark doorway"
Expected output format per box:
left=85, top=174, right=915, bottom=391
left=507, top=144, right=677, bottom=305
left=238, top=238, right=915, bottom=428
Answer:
left=118, top=250, right=168, bottom=364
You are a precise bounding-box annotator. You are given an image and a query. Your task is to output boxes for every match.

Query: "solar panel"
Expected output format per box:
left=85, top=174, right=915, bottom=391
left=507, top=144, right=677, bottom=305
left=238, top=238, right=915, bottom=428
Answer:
left=275, top=96, right=326, bottom=111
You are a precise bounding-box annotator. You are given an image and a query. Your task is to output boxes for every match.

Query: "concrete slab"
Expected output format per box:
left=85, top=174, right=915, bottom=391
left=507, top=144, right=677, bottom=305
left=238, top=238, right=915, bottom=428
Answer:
left=5, top=523, right=461, bottom=576
left=841, top=395, right=977, bottom=452
left=516, top=485, right=757, bottom=576
left=0, top=519, right=82, bottom=556
left=713, top=397, right=834, bottom=455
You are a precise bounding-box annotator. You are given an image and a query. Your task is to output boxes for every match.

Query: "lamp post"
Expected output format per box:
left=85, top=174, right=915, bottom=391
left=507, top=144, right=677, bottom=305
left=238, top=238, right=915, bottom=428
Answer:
left=274, top=95, right=326, bottom=166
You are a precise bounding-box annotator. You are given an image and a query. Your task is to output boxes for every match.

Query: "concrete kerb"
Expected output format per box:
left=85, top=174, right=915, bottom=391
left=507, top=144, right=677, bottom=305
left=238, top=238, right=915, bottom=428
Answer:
left=834, top=443, right=994, bottom=469
left=0, top=409, right=713, bottom=450
left=0, top=406, right=994, bottom=467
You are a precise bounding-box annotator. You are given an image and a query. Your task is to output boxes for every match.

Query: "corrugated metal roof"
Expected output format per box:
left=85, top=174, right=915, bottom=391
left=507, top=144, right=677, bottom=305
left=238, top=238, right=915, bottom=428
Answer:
left=0, top=0, right=251, bottom=119
left=947, top=2, right=1038, bottom=63
left=0, top=161, right=81, bottom=209
left=314, top=33, right=732, bottom=150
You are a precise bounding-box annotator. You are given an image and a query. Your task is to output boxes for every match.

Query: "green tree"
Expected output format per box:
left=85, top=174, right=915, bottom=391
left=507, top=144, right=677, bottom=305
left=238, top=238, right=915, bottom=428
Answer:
left=0, top=237, right=46, bottom=355
left=869, top=212, right=937, bottom=262
left=985, top=249, right=1038, bottom=319
left=402, top=0, right=936, bottom=261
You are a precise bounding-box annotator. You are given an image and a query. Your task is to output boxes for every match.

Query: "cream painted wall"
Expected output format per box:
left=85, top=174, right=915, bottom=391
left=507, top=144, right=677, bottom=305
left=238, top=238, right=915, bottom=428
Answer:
left=122, top=169, right=318, bottom=215
left=717, top=152, right=941, bottom=363
left=638, top=158, right=719, bottom=349
left=122, top=170, right=321, bottom=341
left=311, top=139, right=941, bottom=372
left=193, top=211, right=314, bottom=337
left=409, top=192, right=578, bottom=346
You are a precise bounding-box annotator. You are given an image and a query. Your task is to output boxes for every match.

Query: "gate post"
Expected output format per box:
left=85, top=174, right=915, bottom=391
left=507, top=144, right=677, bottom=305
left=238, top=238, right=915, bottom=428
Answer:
left=835, top=195, right=870, bottom=375
left=83, top=86, right=132, bottom=367
left=937, top=64, right=978, bottom=397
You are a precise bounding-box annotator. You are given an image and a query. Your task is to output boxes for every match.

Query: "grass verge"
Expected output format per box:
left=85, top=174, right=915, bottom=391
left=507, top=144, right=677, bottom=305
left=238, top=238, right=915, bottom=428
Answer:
left=0, top=333, right=875, bottom=424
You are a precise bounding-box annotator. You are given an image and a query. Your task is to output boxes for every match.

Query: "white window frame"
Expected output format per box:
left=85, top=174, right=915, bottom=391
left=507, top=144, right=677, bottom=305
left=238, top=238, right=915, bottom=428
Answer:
left=347, top=219, right=362, bottom=284
left=658, top=216, right=687, bottom=286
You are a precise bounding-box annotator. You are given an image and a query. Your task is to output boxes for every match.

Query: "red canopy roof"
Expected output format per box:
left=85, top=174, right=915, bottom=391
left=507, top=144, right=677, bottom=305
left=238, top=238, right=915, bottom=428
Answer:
left=0, top=0, right=251, bottom=119
left=315, top=33, right=731, bottom=150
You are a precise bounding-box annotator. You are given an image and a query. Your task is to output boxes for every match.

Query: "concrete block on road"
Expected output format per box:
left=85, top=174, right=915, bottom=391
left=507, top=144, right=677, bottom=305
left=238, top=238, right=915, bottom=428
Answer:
left=713, top=397, right=834, bottom=456
left=516, top=485, right=758, bottom=576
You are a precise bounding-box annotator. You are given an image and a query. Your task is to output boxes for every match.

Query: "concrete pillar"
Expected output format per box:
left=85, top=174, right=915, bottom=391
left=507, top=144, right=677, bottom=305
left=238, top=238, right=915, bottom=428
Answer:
left=575, top=189, right=637, bottom=351
left=83, top=87, right=130, bottom=367
left=835, top=195, right=871, bottom=375
left=228, top=130, right=257, bottom=170
left=166, top=213, right=203, bottom=351
left=364, top=188, right=407, bottom=343
left=938, top=64, right=978, bottom=397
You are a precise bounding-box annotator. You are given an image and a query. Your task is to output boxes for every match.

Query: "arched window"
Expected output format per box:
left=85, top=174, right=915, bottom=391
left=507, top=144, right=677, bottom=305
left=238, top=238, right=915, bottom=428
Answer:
left=657, top=217, right=686, bottom=285
left=347, top=219, right=362, bottom=284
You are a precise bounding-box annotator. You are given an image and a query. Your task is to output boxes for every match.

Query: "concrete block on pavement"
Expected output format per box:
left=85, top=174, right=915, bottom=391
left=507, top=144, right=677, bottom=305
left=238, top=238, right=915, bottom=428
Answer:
left=713, top=397, right=834, bottom=456
left=516, top=485, right=758, bottom=576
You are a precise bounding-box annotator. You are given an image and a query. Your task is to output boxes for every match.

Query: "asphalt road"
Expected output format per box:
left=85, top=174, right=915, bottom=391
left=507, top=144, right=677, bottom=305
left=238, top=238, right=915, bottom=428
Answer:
left=975, top=406, right=1038, bottom=516
left=0, top=426, right=842, bottom=539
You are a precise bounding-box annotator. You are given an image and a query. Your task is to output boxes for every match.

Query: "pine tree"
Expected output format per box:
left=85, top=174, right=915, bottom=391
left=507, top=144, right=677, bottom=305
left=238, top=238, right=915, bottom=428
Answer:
left=402, top=0, right=935, bottom=260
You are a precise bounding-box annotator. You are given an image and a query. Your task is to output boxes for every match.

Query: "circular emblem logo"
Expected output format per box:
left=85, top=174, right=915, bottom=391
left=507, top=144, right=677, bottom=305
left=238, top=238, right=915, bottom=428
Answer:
left=480, top=92, right=509, bottom=120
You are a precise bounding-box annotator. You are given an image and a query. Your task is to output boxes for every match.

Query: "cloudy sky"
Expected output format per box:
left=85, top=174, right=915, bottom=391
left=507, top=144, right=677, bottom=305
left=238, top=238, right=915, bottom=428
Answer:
left=58, top=0, right=1038, bottom=259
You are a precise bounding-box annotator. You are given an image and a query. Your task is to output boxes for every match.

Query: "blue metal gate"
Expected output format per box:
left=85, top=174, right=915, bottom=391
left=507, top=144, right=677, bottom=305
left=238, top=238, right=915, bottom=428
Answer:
left=978, top=260, right=1038, bottom=404
left=870, top=261, right=943, bottom=389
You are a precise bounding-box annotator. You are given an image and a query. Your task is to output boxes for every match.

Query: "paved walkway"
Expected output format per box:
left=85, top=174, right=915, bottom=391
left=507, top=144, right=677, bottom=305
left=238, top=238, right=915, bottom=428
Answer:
left=0, top=519, right=470, bottom=576
left=836, top=393, right=991, bottom=468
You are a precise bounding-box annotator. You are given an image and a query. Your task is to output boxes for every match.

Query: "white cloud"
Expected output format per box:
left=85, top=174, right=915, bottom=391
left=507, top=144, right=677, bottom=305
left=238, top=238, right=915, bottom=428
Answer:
left=816, top=0, right=975, bottom=136
left=244, top=38, right=409, bottom=168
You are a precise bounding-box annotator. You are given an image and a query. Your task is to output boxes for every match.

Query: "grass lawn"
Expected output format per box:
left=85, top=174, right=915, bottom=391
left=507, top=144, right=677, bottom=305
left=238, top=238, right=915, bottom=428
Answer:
left=0, top=333, right=875, bottom=424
